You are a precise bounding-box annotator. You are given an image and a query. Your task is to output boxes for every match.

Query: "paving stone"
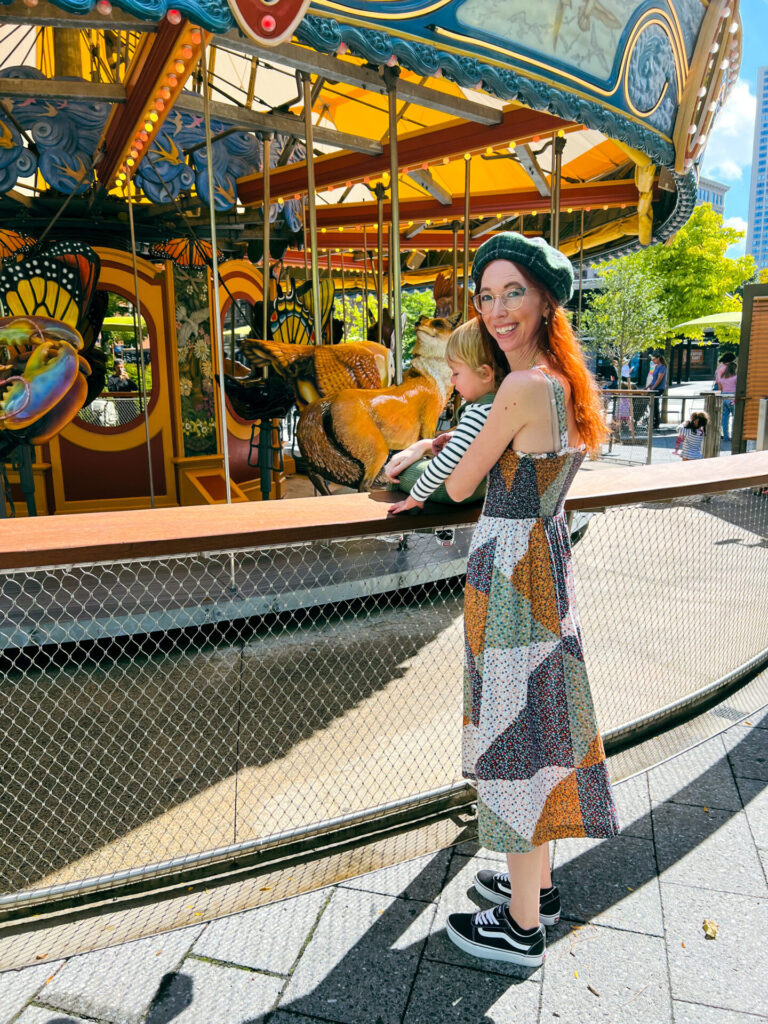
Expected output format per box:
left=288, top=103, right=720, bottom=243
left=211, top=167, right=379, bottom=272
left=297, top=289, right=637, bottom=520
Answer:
left=735, top=776, right=768, bottom=849
left=278, top=887, right=435, bottom=1024
left=648, top=737, right=741, bottom=810
left=0, top=961, right=63, bottom=1024
left=612, top=773, right=652, bottom=839
left=40, top=925, right=203, bottom=1024
left=423, top=854, right=543, bottom=979
left=141, top=957, right=283, bottom=1024
left=553, top=834, right=663, bottom=935
left=540, top=921, right=672, bottom=1023
left=192, top=888, right=328, bottom=975
left=15, top=1009, right=94, bottom=1024
left=450, top=839, right=506, bottom=863
left=652, top=802, right=767, bottom=897
left=722, top=726, right=768, bottom=781
left=338, top=848, right=450, bottom=903
left=270, top=1014, right=339, bottom=1024
left=662, top=881, right=768, bottom=1017
left=673, top=1001, right=768, bottom=1023
left=403, top=958, right=541, bottom=1023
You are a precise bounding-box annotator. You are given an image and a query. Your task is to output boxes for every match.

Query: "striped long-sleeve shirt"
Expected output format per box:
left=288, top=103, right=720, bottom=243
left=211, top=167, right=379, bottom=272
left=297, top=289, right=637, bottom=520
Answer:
left=410, top=396, right=494, bottom=503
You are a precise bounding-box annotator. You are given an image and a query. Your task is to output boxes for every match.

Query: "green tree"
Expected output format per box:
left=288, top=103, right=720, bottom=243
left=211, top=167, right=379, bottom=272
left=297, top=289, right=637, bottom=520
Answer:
left=634, top=204, right=754, bottom=347
left=581, top=257, right=666, bottom=372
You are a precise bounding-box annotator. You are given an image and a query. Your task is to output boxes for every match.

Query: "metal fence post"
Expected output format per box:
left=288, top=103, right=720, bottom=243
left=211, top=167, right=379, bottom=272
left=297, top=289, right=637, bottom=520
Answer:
left=757, top=397, right=768, bottom=451
left=703, top=393, right=723, bottom=459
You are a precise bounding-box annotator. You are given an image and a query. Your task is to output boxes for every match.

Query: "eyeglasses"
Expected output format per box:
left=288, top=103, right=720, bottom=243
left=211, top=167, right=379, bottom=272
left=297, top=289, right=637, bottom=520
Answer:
left=472, top=286, right=527, bottom=314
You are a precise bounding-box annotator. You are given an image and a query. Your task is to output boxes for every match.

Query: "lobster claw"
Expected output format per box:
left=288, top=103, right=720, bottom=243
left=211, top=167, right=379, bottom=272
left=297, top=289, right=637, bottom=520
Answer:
left=1, top=340, right=80, bottom=427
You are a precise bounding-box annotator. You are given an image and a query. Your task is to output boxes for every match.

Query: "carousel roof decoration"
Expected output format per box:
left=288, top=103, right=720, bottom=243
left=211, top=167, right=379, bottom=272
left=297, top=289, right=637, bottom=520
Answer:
left=0, top=229, right=36, bottom=261
left=150, top=235, right=223, bottom=266
left=0, top=0, right=742, bottom=267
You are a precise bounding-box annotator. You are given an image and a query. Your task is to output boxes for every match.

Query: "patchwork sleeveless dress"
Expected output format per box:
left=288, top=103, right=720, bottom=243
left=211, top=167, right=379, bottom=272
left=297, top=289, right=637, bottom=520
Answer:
left=462, top=368, right=620, bottom=852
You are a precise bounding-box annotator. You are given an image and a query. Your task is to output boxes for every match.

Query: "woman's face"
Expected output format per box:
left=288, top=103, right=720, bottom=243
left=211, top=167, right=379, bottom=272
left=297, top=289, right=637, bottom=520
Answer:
left=476, top=260, right=548, bottom=360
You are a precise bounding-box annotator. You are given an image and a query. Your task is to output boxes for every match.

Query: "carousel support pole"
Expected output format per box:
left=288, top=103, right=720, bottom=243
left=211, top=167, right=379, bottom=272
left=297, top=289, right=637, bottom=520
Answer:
left=362, top=225, right=369, bottom=329
left=375, top=183, right=385, bottom=345
left=327, top=249, right=333, bottom=343
left=262, top=133, right=271, bottom=340
left=451, top=221, right=459, bottom=313
left=340, top=250, right=348, bottom=341
left=577, top=208, right=585, bottom=333
left=550, top=133, right=565, bottom=249
left=462, top=155, right=471, bottom=321
left=126, top=177, right=156, bottom=509
left=301, top=72, right=323, bottom=346
left=385, top=68, right=403, bottom=384
left=202, top=45, right=233, bottom=510
left=301, top=200, right=308, bottom=280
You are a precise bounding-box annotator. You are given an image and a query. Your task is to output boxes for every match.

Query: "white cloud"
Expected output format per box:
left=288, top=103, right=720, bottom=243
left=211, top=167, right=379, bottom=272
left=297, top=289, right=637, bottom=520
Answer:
left=700, top=78, right=756, bottom=182
left=724, top=216, right=748, bottom=258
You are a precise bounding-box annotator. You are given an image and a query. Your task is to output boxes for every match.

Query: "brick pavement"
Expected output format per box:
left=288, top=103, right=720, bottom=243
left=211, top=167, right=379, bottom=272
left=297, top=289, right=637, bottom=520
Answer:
left=2, top=706, right=767, bottom=1024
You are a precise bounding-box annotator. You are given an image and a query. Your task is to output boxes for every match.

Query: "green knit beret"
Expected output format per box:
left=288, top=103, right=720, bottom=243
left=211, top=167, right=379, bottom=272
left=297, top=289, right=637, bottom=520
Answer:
left=471, top=232, right=574, bottom=305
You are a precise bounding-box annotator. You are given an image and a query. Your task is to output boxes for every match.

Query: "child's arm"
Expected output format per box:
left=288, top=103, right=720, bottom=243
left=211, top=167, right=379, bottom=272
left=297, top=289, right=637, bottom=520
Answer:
left=405, top=403, right=491, bottom=504
left=384, top=438, right=433, bottom=483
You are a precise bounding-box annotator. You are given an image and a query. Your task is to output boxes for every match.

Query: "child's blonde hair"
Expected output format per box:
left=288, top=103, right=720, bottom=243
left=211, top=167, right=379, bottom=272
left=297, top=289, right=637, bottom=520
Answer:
left=446, top=319, right=503, bottom=386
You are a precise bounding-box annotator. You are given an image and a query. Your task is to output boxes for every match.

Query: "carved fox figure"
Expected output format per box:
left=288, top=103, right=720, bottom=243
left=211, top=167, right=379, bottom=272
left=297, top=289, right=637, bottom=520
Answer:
left=297, top=314, right=460, bottom=491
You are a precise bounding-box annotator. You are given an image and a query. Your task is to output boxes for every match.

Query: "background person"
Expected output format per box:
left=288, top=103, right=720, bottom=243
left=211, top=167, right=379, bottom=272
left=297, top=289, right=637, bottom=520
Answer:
left=648, top=353, right=667, bottom=429
left=441, top=233, right=619, bottom=969
left=107, top=359, right=134, bottom=393
left=714, top=352, right=737, bottom=441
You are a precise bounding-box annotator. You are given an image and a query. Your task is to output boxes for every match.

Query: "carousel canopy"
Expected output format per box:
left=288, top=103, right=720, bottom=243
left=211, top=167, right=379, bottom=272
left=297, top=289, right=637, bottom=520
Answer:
left=0, top=0, right=742, bottom=273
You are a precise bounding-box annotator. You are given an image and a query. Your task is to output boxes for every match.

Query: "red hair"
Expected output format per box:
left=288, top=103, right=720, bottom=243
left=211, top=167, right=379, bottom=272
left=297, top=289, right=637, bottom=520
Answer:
left=476, top=261, right=607, bottom=455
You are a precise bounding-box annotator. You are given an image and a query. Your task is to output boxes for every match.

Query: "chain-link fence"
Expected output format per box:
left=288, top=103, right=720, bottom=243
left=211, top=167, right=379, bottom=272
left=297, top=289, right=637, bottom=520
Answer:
left=1, top=480, right=767, bottom=926
left=599, top=390, right=748, bottom=465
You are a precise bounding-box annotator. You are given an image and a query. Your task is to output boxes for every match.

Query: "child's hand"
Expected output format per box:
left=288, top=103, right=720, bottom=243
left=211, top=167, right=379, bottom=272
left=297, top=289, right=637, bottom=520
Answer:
left=388, top=495, right=424, bottom=515
left=431, top=432, right=454, bottom=456
left=384, top=449, right=419, bottom=482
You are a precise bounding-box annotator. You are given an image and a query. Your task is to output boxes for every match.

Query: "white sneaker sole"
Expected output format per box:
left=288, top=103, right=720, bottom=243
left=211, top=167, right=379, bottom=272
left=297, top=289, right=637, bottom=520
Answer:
left=446, top=919, right=546, bottom=966
left=473, top=877, right=561, bottom=927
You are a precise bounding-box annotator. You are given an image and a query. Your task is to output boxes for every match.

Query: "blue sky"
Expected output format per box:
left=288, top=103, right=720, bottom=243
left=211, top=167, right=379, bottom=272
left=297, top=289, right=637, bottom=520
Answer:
left=700, top=0, right=768, bottom=255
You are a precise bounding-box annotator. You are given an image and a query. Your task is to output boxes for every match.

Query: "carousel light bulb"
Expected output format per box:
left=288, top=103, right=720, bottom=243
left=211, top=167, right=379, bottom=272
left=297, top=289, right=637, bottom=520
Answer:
left=710, top=42, right=719, bottom=53
left=181, top=46, right=193, bottom=60
left=697, top=86, right=707, bottom=97
left=130, top=148, right=139, bottom=159
left=688, top=124, right=697, bottom=134
left=96, top=0, right=112, bottom=13
left=531, top=210, right=537, bottom=216
left=442, top=157, right=449, bottom=164
left=22, top=0, right=39, bottom=7
left=155, top=99, right=165, bottom=112
left=160, top=86, right=171, bottom=100
left=126, top=157, right=135, bottom=167
left=117, top=172, right=126, bottom=181
left=166, top=8, right=182, bottom=24
left=729, top=21, right=738, bottom=32
left=567, top=207, right=573, bottom=213
left=167, top=74, right=178, bottom=87
left=464, top=152, right=471, bottom=160
left=485, top=146, right=493, bottom=156
left=149, top=111, right=159, bottom=122
left=139, top=130, right=148, bottom=142
left=175, top=60, right=186, bottom=74
left=191, top=30, right=202, bottom=44
left=144, top=121, right=154, bottom=132
left=720, top=59, right=729, bottom=69
left=557, top=129, right=565, bottom=138
left=321, top=227, right=326, bottom=233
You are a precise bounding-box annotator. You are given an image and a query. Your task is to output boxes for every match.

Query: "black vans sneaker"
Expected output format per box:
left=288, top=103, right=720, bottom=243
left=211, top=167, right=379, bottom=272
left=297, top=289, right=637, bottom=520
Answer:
left=446, top=903, right=545, bottom=966
left=474, top=870, right=561, bottom=927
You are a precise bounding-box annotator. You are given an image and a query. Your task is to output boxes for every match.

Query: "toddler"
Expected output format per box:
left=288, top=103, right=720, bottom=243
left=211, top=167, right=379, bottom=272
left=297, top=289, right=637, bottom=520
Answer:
left=675, top=410, right=708, bottom=460
left=386, top=319, right=500, bottom=513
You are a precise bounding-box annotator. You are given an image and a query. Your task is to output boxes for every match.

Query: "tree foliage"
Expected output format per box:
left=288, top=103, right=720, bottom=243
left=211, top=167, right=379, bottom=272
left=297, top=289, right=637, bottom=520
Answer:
left=581, top=257, right=666, bottom=367
left=633, top=204, right=754, bottom=344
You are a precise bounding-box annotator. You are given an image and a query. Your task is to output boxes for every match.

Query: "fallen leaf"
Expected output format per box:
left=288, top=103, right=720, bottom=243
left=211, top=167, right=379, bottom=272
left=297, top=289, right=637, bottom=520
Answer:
left=574, top=970, right=579, bottom=979
left=703, top=807, right=709, bottom=813
left=34, top=954, right=46, bottom=961
left=746, top=721, right=753, bottom=725
left=156, top=951, right=162, bottom=957
left=681, top=941, right=686, bottom=948
left=703, top=919, right=719, bottom=939
left=259, top=887, right=271, bottom=892
left=627, top=886, right=634, bottom=892
left=587, top=984, right=600, bottom=997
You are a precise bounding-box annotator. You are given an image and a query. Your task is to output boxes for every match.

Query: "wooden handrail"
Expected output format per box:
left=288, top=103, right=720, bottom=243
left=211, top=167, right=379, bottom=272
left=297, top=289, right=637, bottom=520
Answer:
left=1, top=451, right=767, bottom=571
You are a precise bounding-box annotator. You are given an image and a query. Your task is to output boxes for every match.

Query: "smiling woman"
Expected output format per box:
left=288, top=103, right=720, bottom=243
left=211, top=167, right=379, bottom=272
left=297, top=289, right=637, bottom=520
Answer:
left=442, top=231, right=618, bottom=969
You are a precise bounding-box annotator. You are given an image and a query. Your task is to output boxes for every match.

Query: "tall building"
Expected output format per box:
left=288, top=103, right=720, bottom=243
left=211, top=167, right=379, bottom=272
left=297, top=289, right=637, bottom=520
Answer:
left=696, top=176, right=729, bottom=215
left=747, top=66, right=768, bottom=270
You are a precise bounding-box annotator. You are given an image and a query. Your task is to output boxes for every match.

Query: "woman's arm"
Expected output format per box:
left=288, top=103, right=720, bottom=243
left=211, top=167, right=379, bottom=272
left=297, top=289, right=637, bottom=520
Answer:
left=444, top=374, right=533, bottom=501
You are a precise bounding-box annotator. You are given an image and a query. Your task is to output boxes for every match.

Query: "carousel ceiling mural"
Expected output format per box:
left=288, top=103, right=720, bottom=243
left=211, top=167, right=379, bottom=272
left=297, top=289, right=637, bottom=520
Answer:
left=0, top=0, right=743, bottom=266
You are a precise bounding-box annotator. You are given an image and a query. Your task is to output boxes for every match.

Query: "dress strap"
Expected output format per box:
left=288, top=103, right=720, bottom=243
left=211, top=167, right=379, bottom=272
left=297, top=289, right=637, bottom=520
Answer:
left=537, top=367, right=569, bottom=451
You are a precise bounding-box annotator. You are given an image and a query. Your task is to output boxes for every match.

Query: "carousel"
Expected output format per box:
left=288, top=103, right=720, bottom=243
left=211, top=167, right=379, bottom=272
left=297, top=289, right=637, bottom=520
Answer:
left=0, top=0, right=741, bottom=515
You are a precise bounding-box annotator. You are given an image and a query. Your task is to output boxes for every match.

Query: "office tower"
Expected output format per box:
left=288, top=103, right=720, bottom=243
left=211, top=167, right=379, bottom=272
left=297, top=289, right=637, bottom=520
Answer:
left=696, top=176, right=729, bottom=215
left=747, top=66, right=768, bottom=269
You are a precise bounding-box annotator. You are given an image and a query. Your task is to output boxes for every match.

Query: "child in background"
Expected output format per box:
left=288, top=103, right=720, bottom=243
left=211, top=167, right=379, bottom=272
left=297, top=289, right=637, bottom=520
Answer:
left=386, top=319, right=501, bottom=513
left=676, top=411, right=708, bottom=460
